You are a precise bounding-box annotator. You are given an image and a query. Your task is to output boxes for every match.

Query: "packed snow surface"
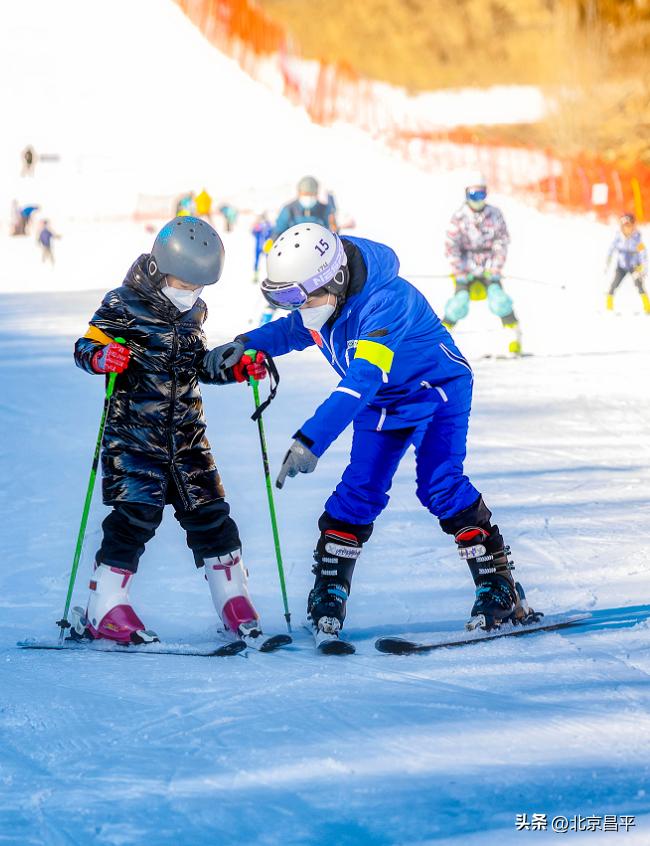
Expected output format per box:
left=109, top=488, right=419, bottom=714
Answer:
left=1, top=1, right=649, bottom=844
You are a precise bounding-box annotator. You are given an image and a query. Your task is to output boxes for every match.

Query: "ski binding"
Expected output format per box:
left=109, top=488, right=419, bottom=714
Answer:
left=304, top=618, right=355, bottom=655
left=237, top=621, right=292, bottom=652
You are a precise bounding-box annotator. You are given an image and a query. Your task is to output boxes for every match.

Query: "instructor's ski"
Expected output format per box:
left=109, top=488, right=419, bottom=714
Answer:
left=374, top=613, right=590, bottom=654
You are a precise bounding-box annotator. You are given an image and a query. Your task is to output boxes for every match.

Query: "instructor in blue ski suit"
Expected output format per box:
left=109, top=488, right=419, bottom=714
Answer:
left=204, top=224, right=531, bottom=637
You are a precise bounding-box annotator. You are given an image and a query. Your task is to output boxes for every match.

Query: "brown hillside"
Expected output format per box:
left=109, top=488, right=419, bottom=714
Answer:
left=258, top=0, right=650, bottom=164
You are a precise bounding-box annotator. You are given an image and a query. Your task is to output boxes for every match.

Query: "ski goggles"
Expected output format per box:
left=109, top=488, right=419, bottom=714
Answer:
left=261, top=280, right=313, bottom=310
left=261, top=239, right=346, bottom=311
left=466, top=188, right=487, bottom=202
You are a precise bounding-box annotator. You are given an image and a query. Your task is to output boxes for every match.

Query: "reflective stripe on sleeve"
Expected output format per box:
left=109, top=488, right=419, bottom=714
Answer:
left=335, top=386, right=362, bottom=399
left=354, top=339, right=394, bottom=374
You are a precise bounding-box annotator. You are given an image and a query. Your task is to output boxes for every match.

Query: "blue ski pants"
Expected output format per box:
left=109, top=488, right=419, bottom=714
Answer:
left=444, top=279, right=516, bottom=325
left=324, top=377, right=480, bottom=529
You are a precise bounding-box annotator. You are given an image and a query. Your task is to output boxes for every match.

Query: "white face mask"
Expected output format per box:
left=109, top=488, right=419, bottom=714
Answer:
left=162, top=284, right=203, bottom=312
left=300, top=296, right=336, bottom=331
left=299, top=195, right=317, bottom=210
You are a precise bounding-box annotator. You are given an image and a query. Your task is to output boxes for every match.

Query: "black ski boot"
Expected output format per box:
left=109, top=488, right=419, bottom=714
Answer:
left=307, top=529, right=361, bottom=638
left=455, top=524, right=520, bottom=630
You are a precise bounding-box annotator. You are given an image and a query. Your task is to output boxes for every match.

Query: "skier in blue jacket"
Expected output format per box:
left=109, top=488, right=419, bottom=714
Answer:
left=271, top=175, right=337, bottom=241
left=258, top=177, right=338, bottom=326
left=204, top=224, right=534, bottom=644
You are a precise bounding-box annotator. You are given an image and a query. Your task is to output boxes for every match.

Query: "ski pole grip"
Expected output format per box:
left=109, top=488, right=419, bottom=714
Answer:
left=244, top=349, right=258, bottom=387
left=105, top=337, right=126, bottom=399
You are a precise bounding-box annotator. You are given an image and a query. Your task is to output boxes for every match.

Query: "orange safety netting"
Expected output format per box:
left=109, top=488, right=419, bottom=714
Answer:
left=174, top=0, right=649, bottom=222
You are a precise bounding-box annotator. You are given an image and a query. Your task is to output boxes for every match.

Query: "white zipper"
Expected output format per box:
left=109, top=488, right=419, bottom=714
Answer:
left=377, top=407, right=387, bottom=431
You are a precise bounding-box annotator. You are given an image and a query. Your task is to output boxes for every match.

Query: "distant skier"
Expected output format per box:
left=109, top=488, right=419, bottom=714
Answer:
left=444, top=172, right=521, bottom=354
left=11, top=203, right=39, bottom=236
left=72, top=217, right=271, bottom=648
left=204, top=223, right=536, bottom=648
left=194, top=188, right=214, bottom=224
left=219, top=203, right=238, bottom=232
left=175, top=192, right=195, bottom=217
left=605, top=212, right=649, bottom=314
left=259, top=177, right=338, bottom=325
left=271, top=175, right=337, bottom=241
left=251, top=212, right=273, bottom=284
left=37, top=219, right=59, bottom=265
left=21, top=145, right=36, bottom=177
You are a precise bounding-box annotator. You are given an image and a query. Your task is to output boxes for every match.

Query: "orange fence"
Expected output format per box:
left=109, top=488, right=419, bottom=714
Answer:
left=174, top=0, right=649, bottom=222
left=392, top=129, right=650, bottom=221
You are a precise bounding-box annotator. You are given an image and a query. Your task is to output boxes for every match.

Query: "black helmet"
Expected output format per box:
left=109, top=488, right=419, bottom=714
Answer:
left=149, top=216, right=225, bottom=286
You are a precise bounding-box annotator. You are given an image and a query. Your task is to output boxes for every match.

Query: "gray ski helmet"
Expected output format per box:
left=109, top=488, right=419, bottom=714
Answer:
left=149, top=216, right=225, bottom=286
left=297, top=175, right=319, bottom=194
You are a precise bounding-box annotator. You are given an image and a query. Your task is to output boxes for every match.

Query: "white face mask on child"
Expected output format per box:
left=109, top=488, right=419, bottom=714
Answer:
left=300, top=295, right=336, bottom=331
left=161, top=285, right=203, bottom=312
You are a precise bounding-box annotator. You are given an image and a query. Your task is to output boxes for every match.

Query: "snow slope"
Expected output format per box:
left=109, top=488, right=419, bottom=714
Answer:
left=1, top=2, right=650, bottom=845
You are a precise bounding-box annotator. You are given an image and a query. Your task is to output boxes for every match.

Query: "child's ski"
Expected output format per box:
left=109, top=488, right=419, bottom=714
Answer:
left=17, top=638, right=246, bottom=657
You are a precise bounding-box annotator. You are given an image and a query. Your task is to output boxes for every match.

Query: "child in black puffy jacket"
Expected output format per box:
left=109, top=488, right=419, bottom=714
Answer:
left=72, top=216, right=270, bottom=648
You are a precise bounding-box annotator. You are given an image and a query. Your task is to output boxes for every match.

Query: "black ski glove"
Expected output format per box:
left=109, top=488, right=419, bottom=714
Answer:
left=203, top=340, right=245, bottom=383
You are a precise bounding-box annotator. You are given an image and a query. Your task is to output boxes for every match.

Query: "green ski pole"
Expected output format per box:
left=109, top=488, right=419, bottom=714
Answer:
left=246, top=351, right=291, bottom=633
left=56, top=337, right=125, bottom=642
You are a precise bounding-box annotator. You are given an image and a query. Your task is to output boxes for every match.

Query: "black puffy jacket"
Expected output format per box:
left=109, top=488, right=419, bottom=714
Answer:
left=74, top=255, right=224, bottom=510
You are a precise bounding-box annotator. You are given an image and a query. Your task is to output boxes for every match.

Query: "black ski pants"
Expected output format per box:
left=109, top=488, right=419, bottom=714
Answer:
left=97, top=483, right=241, bottom=573
left=609, top=266, right=647, bottom=296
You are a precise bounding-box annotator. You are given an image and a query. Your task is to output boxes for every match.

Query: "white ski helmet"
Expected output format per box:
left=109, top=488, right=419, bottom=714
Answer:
left=465, top=170, right=487, bottom=190
left=464, top=170, right=488, bottom=211
left=262, top=223, right=347, bottom=309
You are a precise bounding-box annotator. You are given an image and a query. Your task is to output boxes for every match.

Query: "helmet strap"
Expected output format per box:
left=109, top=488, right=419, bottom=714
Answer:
left=147, top=257, right=164, bottom=283
left=326, top=263, right=349, bottom=296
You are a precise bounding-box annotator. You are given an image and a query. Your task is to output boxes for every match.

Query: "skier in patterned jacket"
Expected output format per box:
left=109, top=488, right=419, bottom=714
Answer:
left=605, top=212, right=649, bottom=314
left=204, top=223, right=537, bottom=648
left=444, top=171, right=521, bottom=354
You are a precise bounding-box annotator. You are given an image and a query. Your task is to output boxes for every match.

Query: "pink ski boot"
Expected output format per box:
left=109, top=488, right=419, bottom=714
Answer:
left=204, top=548, right=265, bottom=648
left=73, top=562, right=158, bottom=645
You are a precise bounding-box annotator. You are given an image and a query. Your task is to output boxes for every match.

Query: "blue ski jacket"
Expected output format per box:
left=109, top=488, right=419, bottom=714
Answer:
left=272, top=199, right=334, bottom=240
left=241, top=236, right=473, bottom=457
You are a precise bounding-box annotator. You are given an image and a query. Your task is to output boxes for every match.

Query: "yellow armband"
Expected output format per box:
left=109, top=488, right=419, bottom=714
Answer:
left=84, top=325, right=113, bottom=345
left=354, top=340, right=394, bottom=374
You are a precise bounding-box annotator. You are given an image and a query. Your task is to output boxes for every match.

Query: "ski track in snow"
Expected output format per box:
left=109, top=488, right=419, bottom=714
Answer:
left=2, top=0, right=650, bottom=843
